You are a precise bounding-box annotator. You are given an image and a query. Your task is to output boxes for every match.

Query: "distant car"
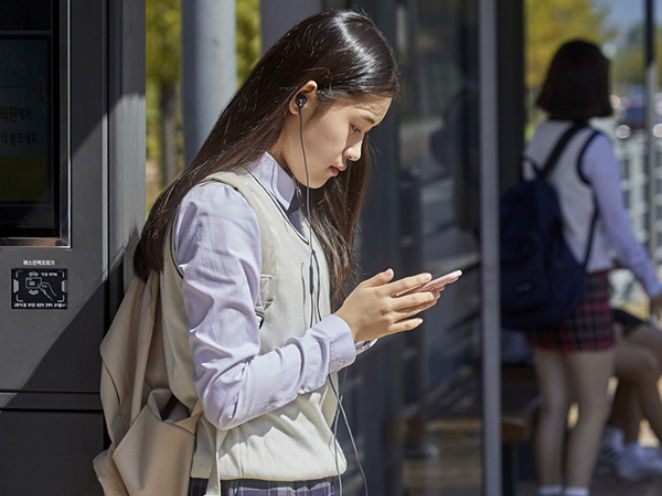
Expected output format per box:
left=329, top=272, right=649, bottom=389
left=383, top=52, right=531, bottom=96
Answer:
left=615, top=95, right=662, bottom=139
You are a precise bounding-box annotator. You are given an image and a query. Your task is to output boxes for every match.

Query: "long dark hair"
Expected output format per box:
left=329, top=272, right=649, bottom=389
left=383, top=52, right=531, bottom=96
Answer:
left=134, top=9, right=402, bottom=309
left=537, top=40, right=612, bottom=120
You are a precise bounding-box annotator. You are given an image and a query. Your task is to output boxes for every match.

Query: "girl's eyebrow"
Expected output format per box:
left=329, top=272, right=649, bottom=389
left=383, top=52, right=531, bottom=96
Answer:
left=360, top=108, right=380, bottom=124
left=353, top=107, right=377, bottom=126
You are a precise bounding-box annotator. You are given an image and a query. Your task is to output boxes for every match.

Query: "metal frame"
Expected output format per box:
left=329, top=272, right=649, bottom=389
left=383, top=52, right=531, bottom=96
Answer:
left=479, top=0, right=502, bottom=494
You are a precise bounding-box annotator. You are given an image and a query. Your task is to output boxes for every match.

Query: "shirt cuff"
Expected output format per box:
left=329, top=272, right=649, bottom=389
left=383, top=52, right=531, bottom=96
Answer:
left=642, top=275, right=662, bottom=298
left=646, top=280, right=662, bottom=300
left=313, top=314, right=356, bottom=372
left=355, top=340, right=377, bottom=354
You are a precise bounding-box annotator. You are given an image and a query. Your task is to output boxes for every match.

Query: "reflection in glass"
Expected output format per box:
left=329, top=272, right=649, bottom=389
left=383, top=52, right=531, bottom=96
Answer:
left=594, top=1, right=649, bottom=318
left=397, top=1, right=482, bottom=495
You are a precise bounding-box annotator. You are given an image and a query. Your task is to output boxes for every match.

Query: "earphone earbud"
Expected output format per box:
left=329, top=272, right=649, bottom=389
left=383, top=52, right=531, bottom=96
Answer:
left=295, top=94, right=307, bottom=108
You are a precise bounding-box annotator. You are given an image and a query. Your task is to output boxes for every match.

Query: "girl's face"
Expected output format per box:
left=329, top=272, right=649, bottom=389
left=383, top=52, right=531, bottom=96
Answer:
left=271, top=85, right=392, bottom=189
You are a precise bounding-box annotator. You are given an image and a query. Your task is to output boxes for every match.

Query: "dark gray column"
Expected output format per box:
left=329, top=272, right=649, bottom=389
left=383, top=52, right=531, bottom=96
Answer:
left=497, top=0, right=525, bottom=194
left=108, top=0, right=146, bottom=311
left=260, top=0, right=322, bottom=54
left=181, top=0, right=236, bottom=165
left=479, top=0, right=502, bottom=494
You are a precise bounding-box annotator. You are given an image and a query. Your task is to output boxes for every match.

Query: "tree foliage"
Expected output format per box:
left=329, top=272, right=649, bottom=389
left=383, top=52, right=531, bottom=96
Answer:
left=146, top=0, right=181, bottom=88
left=237, top=0, right=261, bottom=84
left=145, top=0, right=181, bottom=168
left=610, top=24, right=662, bottom=88
left=525, top=0, right=614, bottom=89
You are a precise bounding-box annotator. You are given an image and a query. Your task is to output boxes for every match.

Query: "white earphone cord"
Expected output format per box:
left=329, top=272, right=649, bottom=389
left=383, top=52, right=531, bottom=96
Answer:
left=297, top=101, right=369, bottom=496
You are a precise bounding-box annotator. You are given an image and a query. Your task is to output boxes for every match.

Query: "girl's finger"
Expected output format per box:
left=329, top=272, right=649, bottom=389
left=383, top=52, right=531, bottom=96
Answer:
left=362, top=268, right=395, bottom=288
left=394, top=298, right=438, bottom=320
left=387, top=273, right=432, bottom=296
left=387, top=318, right=424, bottom=334
left=391, top=290, right=438, bottom=311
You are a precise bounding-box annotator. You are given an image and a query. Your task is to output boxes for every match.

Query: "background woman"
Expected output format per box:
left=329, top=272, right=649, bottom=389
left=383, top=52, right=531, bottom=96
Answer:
left=133, top=10, right=441, bottom=496
left=522, top=40, right=662, bottom=496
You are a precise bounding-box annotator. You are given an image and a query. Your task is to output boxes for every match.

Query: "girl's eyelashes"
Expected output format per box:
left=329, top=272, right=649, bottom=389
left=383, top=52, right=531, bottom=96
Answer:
left=351, top=125, right=362, bottom=134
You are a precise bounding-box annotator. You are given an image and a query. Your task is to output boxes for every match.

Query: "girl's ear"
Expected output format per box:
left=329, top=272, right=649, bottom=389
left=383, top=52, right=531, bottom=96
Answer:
left=288, top=80, right=318, bottom=115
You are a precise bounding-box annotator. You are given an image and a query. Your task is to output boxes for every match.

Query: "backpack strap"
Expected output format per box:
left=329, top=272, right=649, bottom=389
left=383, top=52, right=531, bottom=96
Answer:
left=521, top=155, right=537, bottom=181
left=538, top=122, right=587, bottom=178
left=576, top=129, right=603, bottom=267
left=583, top=204, right=599, bottom=268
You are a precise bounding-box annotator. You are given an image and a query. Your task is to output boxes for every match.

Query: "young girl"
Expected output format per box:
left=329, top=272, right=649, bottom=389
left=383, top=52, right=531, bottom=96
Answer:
left=523, top=40, right=662, bottom=496
left=133, top=10, right=440, bottom=496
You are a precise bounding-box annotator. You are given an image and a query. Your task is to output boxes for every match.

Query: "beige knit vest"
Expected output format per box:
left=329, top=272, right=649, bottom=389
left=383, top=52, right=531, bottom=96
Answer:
left=159, top=168, right=346, bottom=481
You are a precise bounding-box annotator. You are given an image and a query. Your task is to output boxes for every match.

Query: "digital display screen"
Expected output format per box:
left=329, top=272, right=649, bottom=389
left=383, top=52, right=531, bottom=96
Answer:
left=0, top=1, right=59, bottom=240
left=0, top=39, right=50, bottom=203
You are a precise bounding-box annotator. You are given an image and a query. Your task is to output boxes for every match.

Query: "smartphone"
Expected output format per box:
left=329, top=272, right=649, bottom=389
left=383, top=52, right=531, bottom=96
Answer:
left=399, top=270, right=462, bottom=296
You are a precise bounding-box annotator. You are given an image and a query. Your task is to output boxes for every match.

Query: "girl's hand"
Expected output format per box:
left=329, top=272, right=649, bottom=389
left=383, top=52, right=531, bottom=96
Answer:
left=335, top=269, right=440, bottom=343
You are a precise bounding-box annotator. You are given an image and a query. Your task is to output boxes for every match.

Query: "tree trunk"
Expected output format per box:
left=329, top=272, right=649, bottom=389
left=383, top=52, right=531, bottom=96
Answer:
left=159, top=84, right=179, bottom=187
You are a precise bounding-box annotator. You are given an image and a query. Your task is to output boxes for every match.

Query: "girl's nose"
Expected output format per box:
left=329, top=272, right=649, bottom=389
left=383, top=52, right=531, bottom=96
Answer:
left=345, top=145, right=361, bottom=162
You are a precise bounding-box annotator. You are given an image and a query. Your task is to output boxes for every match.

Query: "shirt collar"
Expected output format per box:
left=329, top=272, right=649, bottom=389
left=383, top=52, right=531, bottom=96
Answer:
left=248, top=152, right=297, bottom=211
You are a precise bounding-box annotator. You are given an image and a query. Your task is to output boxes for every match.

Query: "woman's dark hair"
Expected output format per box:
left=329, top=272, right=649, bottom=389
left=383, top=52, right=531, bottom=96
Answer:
left=134, top=9, right=402, bottom=309
left=537, top=40, right=612, bottom=120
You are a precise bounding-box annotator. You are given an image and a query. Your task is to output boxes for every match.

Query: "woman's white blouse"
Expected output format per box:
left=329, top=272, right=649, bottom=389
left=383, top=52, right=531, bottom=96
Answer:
left=174, top=154, right=368, bottom=430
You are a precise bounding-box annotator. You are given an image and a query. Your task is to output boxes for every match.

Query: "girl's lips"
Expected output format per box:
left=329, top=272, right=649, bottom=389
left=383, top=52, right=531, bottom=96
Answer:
left=330, top=164, right=346, bottom=176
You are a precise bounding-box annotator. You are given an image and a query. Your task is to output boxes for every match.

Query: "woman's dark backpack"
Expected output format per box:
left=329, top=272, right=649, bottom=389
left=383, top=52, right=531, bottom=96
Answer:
left=500, top=123, right=601, bottom=331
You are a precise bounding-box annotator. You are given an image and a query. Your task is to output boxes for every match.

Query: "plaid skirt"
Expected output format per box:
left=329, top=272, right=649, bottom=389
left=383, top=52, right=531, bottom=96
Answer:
left=525, top=270, right=614, bottom=351
left=188, top=478, right=335, bottom=496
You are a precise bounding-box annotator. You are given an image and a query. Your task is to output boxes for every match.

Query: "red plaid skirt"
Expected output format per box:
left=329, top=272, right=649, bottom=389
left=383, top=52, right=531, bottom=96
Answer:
left=525, top=270, right=614, bottom=351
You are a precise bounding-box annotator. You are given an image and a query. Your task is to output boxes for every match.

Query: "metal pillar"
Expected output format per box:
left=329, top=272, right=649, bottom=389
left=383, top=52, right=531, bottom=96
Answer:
left=181, top=0, right=236, bottom=166
left=260, top=0, right=322, bottom=54
left=497, top=0, right=525, bottom=194
left=479, top=0, right=502, bottom=494
left=108, top=0, right=146, bottom=305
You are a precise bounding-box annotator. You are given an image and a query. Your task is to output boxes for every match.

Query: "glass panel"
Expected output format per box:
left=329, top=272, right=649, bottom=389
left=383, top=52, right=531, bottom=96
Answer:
left=397, top=1, right=483, bottom=494
left=522, top=2, right=662, bottom=494
left=0, top=0, right=64, bottom=243
left=524, top=0, right=649, bottom=318
left=594, top=0, right=649, bottom=318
